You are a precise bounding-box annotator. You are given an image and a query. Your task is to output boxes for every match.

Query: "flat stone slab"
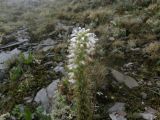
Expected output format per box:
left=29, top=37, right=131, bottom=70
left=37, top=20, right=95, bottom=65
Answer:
left=54, top=62, right=65, bottom=75
left=111, top=69, right=139, bottom=89
left=46, top=80, right=59, bottom=99
left=108, top=102, right=126, bottom=113
left=34, top=79, right=59, bottom=113
left=0, top=48, right=20, bottom=70
left=34, top=88, right=49, bottom=112
left=109, top=113, right=127, bottom=120
left=36, top=38, right=56, bottom=52
left=108, top=102, right=127, bottom=120
left=139, top=107, right=157, bottom=120
left=0, top=41, right=27, bottom=50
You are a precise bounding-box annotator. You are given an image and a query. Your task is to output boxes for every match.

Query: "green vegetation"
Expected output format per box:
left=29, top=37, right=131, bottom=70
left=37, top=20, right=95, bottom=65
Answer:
left=19, top=52, right=33, bottom=65
left=11, top=105, right=26, bottom=120
left=9, top=52, right=33, bottom=81
left=11, top=105, right=51, bottom=120
left=9, top=66, right=22, bottom=81
left=50, top=0, right=160, bottom=119
left=1, top=0, right=160, bottom=119
left=35, top=106, right=51, bottom=120
left=24, top=107, right=32, bottom=120
left=52, top=91, right=75, bottom=120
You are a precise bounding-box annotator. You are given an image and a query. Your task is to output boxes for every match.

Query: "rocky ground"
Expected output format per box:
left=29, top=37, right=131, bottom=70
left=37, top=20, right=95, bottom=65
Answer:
left=0, top=22, right=70, bottom=119
left=0, top=0, right=160, bottom=120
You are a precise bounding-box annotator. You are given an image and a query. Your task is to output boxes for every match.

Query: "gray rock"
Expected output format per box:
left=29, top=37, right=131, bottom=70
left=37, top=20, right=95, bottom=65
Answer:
left=109, top=103, right=127, bottom=120
left=108, top=102, right=126, bottom=113
left=123, top=62, right=134, bottom=68
left=23, top=96, right=33, bottom=103
left=15, top=27, right=30, bottom=42
left=111, top=69, right=139, bottom=89
left=54, top=62, right=65, bottom=74
left=131, top=48, right=141, bottom=52
left=147, top=81, right=152, bottom=86
left=141, top=92, right=147, bottom=99
left=46, top=80, right=59, bottom=99
left=0, top=27, right=30, bottom=49
left=34, top=79, right=59, bottom=113
left=109, top=112, right=127, bottom=120
left=134, top=107, right=157, bottom=120
left=0, top=71, right=5, bottom=82
left=54, top=66, right=65, bottom=74
left=0, top=93, right=2, bottom=97
left=34, top=88, right=49, bottom=112
left=145, top=107, right=157, bottom=115
left=0, top=48, right=20, bottom=70
left=42, top=46, right=54, bottom=52
left=55, top=22, right=73, bottom=33
left=109, top=37, right=115, bottom=41
left=41, top=38, right=56, bottom=46
left=1, top=35, right=17, bottom=45
left=36, top=38, right=56, bottom=52
left=17, top=38, right=29, bottom=42
left=140, top=113, right=156, bottom=120
left=156, top=81, right=160, bottom=87
left=0, top=41, right=27, bottom=49
left=44, top=61, right=53, bottom=67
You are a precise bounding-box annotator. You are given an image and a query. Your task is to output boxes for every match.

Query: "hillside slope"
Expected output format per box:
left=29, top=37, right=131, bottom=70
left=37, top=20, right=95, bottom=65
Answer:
left=0, top=0, right=160, bottom=120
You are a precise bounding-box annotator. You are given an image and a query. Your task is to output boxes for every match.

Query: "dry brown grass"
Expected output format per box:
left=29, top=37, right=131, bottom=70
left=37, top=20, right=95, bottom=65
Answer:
left=112, top=40, right=125, bottom=48
left=86, top=60, right=108, bottom=89
left=144, top=42, right=160, bottom=59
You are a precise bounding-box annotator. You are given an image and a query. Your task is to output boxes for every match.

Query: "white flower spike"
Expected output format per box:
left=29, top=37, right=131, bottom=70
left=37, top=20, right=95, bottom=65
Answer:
left=67, top=27, right=98, bottom=84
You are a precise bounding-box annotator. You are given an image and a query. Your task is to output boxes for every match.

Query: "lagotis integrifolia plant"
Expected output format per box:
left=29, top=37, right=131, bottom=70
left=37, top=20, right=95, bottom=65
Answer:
left=67, top=27, right=98, bottom=84
left=67, top=27, right=98, bottom=120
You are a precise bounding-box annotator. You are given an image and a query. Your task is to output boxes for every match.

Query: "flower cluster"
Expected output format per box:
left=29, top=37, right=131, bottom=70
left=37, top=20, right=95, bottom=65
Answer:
left=0, top=113, right=10, bottom=120
left=67, top=27, right=98, bottom=84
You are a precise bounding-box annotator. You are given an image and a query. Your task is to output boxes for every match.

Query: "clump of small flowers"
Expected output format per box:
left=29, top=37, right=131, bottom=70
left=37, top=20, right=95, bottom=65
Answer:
left=67, top=27, right=98, bottom=120
left=0, top=113, right=10, bottom=120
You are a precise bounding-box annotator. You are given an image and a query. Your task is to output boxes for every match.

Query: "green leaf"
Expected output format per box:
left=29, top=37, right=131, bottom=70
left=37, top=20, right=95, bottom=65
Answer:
left=24, top=107, right=32, bottom=120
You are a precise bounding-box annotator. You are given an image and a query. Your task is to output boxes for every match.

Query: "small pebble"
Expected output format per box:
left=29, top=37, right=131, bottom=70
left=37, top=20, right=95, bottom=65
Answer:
left=141, top=92, right=147, bottom=99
